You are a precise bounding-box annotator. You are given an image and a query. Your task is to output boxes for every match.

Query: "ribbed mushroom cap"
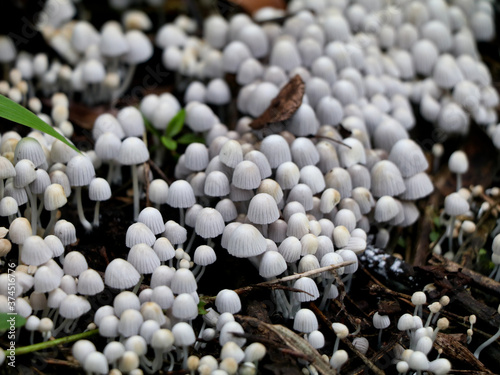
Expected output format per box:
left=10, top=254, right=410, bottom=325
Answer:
left=219, top=139, right=243, bottom=168
left=325, top=167, right=353, bottom=198
left=14, top=137, right=46, bottom=167
left=215, top=198, right=238, bottom=222
left=164, top=220, right=187, bottom=245
left=215, top=289, right=241, bottom=314
left=260, top=134, right=291, bottom=169
left=34, top=266, right=61, bottom=293
left=286, top=103, right=320, bottom=137
left=59, top=294, right=91, bottom=319
left=300, top=165, right=325, bottom=195
left=204, top=171, right=230, bottom=197
left=66, top=155, right=95, bottom=187
left=105, top=258, right=141, bottom=290
left=193, top=245, right=217, bottom=266
left=370, top=160, right=406, bottom=198
left=293, top=277, right=320, bottom=302
left=293, top=308, right=318, bottom=333
left=156, top=24, right=187, bottom=48
left=433, top=54, right=463, bottom=89
left=286, top=184, right=314, bottom=211
left=172, top=293, right=198, bottom=320
left=244, top=150, right=272, bottom=179
left=170, top=268, right=197, bottom=294
left=54, top=219, right=76, bottom=245
left=247, top=193, right=280, bottom=225
left=195, top=208, right=225, bottom=239
left=389, top=139, right=428, bottom=178
left=63, top=251, right=88, bottom=276
left=14, top=159, right=36, bottom=188
left=374, top=196, right=400, bottom=223
left=21, top=235, right=53, bottom=266
left=259, top=250, right=287, bottom=278
left=117, top=137, right=149, bottom=165
left=232, top=160, right=261, bottom=190
left=125, top=222, right=156, bottom=247
left=44, top=183, right=67, bottom=211
left=184, top=143, right=209, bottom=172
left=88, top=178, right=111, bottom=202
left=137, top=207, right=164, bottom=235
left=166, top=180, right=195, bottom=208
left=290, top=137, right=319, bottom=168
left=128, top=243, right=160, bottom=274
left=399, top=173, right=434, bottom=200
left=77, top=269, right=105, bottom=295
left=444, top=192, right=469, bottom=216
left=227, top=223, right=267, bottom=258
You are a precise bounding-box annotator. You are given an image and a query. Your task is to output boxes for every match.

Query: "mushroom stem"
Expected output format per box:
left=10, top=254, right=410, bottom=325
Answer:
left=131, top=164, right=140, bottom=221
left=93, top=201, right=101, bottom=227
left=112, top=64, right=136, bottom=102
left=132, top=274, right=144, bottom=294
left=179, top=207, right=185, bottom=228
left=377, top=329, right=383, bottom=349
left=318, top=278, right=335, bottom=311
left=75, top=186, right=92, bottom=232
left=43, top=209, right=58, bottom=237
left=25, top=186, right=37, bottom=235
left=474, top=326, right=500, bottom=359
left=456, top=173, right=462, bottom=192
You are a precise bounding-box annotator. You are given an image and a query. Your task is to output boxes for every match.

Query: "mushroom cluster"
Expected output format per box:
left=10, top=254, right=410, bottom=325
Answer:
left=1, top=0, right=500, bottom=373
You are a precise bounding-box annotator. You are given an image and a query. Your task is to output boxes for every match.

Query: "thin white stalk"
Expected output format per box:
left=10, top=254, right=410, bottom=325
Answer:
left=75, top=186, right=92, bottom=232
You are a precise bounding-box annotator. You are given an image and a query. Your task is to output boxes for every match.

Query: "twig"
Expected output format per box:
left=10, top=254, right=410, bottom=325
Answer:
left=233, top=261, right=355, bottom=295
left=5, top=329, right=99, bottom=356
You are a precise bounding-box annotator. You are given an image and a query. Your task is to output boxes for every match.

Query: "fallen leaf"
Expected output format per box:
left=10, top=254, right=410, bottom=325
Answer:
left=250, top=74, right=305, bottom=130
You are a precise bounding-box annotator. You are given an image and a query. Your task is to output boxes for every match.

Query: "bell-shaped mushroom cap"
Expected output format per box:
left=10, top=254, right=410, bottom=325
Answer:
left=21, top=235, right=53, bottom=266
left=77, top=269, right=105, bottom=296
left=166, top=180, right=195, bottom=208
left=444, top=192, right=469, bottom=216
left=172, top=293, right=198, bottom=320
left=123, top=30, right=153, bottom=64
left=247, top=193, right=280, bottom=225
left=137, top=207, right=164, bottom=235
left=193, top=245, right=217, bottom=266
left=227, top=223, right=267, bottom=258
left=128, top=243, right=160, bottom=274
left=59, top=294, right=91, bottom=319
left=105, top=258, right=141, bottom=290
left=117, top=106, right=145, bottom=138
left=389, top=139, right=428, bottom=178
left=215, top=289, right=241, bottom=314
left=195, top=208, right=225, bottom=239
left=293, top=308, right=318, bottom=333
left=63, top=251, right=88, bottom=276
left=370, top=160, right=406, bottom=198
left=44, top=183, right=67, bottom=210
left=126, top=222, right=156, bottom=247
left=172, top=321, right=196, bottom=346
left=66, top=154, right=95, bottom=187
left=14, top=137, right=46, bottom=167
left=170, top=268, right=197, bottom=294
left=0, top=35, right=17, bottom=63
left=118, top=137, right=149, bottom=165
left=259, top=250, right=287, bottom=278
left=99, top=21, right=129, bottom=57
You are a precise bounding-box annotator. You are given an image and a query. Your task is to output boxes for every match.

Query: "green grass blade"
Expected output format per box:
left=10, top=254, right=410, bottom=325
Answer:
left=0, top=94, right=80, bottom=153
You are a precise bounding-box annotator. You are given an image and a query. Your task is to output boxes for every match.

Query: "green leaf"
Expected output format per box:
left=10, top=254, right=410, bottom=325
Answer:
left=165, top=109, right=185, bottom=138
left=161, top=136, right=177, bottom=151
left=176, top=133, right=205, bottom=145
left=429, top=231, right=440, bottom=242
left=0, top=313, right=26, bottom=330
left=198, top=300, right=208, bottom=315
left=0, top=94, right=80, bottom=153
